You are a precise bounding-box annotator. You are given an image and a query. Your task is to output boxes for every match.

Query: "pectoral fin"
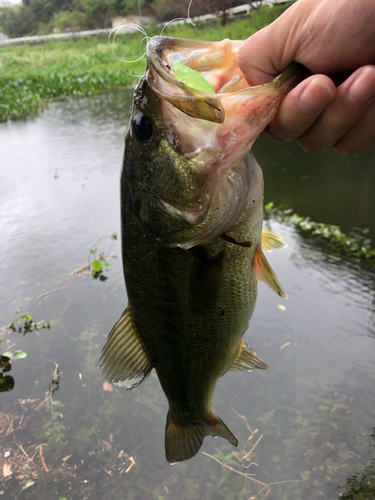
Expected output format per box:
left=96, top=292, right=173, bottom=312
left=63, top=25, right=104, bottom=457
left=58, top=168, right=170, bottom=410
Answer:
left=228, top=339, right=268, bottom=372
left=165, top=410, right=238, bottom=463
left=253, top=246, right=288, bottom=299
left=262, top=230, right=287, bottom=251
left=99, top=306, right=152, bottom=389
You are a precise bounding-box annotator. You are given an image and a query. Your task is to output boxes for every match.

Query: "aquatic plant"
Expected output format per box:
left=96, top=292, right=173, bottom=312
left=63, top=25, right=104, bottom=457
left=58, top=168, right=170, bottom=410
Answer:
left=339, top=430, right=375, bottom=499
left=72, top=233, right=118, bottom=280
left=264, top=203, right=375, bottom=265
left=88, top=233, right=117, bottom=280
left=5, top=309, right=50, bottom=335
left=0, top=351, right=14, bottom=392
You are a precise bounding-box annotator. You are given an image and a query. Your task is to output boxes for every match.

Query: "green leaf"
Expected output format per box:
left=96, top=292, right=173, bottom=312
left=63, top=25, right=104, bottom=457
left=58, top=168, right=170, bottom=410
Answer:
left=170, top=61, right=215, bottom=93
left=92, top=261, right=102, bottom=271
left=22, top=480, right=35, bottom=489
left=14, top=350, right=27, bottom=359
left=3, top=352, right=12, bottom=358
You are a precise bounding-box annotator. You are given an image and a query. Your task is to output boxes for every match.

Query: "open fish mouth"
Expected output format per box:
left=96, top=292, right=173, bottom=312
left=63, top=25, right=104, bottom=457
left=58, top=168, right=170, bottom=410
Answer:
left=147, top=36, right=300, bottom=124
left=132, top=36, right=301, bottom=249
left=146, top=36, right=300, bottom=169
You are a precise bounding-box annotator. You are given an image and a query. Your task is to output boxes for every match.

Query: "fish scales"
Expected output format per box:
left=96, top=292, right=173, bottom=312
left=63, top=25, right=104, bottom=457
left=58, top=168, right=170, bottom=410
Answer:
left=122, top=155, right=260, bottom=405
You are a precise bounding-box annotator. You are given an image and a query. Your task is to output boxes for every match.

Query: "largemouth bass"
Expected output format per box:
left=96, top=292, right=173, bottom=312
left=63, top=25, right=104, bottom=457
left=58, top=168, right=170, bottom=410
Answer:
left=100, top=36, right=299, bottom=463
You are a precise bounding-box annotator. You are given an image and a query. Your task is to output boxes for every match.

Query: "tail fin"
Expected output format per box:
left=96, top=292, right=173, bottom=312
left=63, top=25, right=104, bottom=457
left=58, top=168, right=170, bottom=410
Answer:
left=165, top=410, right=238, bottom=463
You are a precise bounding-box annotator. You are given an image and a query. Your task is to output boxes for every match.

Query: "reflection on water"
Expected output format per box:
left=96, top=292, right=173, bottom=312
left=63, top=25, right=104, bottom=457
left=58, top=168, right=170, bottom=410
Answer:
left=0, top=90, right=375, bottom=499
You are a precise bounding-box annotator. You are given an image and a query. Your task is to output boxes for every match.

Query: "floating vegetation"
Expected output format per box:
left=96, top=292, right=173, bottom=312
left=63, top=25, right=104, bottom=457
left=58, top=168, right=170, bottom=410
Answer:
left=3, top=309, right=50, bottom=335
left=265, top=203, right=375, bottom=265
left=88, top=233, right=117, bottom=281
left=0, top=354, right=14, bottom=392
left=0, top=310, right=51, bottom=392
left=73, top=233, right=117, bottom=281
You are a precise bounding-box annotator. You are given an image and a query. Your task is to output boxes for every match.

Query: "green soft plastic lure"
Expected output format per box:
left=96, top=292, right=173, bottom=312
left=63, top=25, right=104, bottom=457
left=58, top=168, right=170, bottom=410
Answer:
left=170, top=61, right=215, bottom=93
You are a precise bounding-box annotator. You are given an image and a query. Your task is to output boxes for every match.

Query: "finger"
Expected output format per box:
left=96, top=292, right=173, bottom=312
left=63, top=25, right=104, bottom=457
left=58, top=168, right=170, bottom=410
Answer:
left=334, top=100, right=375, bottom=155
left=297, top=66, right=375, bottom=152
left=266, top=75, right=336, bottom=143
left=238, top=28, right=285, bottom=86
left=237, top=2, right=304, bottom=86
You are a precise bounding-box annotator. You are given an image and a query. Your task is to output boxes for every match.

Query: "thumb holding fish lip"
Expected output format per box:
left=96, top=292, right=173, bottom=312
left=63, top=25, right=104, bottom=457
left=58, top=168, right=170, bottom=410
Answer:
left=236, top=0, right=337, bottom=107
left=237, top=17, right=338, bottom=147
left=237, top=0, right=375, bottom=153
left=237, top=0, right=375, bottom=85
left=237, top=1, right=306, bottom=88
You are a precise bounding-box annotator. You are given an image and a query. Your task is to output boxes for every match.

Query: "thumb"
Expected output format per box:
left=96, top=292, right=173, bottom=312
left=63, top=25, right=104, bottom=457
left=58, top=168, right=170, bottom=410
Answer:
left=237, top=9, right=301, bottom=86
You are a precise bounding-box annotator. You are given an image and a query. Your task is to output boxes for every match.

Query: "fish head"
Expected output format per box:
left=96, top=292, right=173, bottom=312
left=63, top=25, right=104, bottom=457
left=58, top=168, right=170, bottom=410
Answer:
left=124, top=36, right=300, bottom=249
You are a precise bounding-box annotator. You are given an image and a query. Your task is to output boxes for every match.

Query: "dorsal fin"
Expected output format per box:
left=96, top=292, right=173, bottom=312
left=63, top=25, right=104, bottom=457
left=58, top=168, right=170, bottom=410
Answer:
left=262, top=230, right=288, bottom=252
left=165, top=410, right=238, bottom=463
left=227, top=339, right=268, bottom=372
left=253, top=245, right=288, bottom=299
left=99, top=306, right=152, bottom=389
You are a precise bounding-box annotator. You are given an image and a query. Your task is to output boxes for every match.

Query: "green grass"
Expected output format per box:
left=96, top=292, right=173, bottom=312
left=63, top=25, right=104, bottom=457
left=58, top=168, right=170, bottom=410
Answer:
left=0, top=36, right=147, bottom=120
left=0, top=3, right=293, bottom=120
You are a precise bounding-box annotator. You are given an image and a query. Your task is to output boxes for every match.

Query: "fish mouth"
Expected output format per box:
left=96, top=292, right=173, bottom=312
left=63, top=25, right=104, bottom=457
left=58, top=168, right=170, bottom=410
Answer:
left=146, top=36, right=300, bottom=170
left=147, top=36, right=300, bottom=124
left=142, top=36, right=301, bottom=249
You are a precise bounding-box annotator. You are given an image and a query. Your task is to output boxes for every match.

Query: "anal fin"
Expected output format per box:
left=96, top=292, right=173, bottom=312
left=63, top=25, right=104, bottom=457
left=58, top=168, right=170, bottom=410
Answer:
left=99, top=306, right=152, bottom=389
left=228, top=339, right=268, bottom=372
left=165, top=411, right=238, bottom=463
left=262, top=229, right=287, bottom=252
left=253, top=245, right=288, bottom=299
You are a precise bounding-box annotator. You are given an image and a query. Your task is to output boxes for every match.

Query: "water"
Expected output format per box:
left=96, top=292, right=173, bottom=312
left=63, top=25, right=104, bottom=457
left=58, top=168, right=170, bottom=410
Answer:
left=1, top=90, right=374, bottom=500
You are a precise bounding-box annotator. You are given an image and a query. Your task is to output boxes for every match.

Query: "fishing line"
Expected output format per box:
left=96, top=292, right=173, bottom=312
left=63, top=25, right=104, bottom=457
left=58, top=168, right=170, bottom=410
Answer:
left=108, top=23, right=149, bottom=78
left=108, top=0, right=197, bottom=77
left=160, top=0, right=196, bottom=36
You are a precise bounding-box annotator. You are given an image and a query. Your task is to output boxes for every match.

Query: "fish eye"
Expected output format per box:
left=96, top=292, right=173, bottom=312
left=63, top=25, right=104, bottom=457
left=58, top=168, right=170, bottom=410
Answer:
left=132, top=112, right=154, bottom=142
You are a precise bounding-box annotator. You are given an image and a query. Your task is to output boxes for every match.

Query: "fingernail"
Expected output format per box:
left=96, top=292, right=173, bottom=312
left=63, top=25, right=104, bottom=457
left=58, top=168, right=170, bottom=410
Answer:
left=348, top=66, right=375, bottom=106
left=297, top=78, right=335, bottom=115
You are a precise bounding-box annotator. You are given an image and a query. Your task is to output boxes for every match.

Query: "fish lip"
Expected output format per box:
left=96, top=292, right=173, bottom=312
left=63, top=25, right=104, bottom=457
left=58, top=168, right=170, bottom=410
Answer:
left=146, top=36, right=302, bottom=124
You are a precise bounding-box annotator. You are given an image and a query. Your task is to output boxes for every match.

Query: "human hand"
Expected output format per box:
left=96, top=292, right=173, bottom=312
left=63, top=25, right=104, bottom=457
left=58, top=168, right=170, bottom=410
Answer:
left=237, top=0, right=375, bottom=154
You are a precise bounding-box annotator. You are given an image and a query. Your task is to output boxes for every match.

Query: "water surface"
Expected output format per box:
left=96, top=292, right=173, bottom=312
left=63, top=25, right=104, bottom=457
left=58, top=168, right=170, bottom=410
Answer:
left=1, top=90, right=374, bottom=500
